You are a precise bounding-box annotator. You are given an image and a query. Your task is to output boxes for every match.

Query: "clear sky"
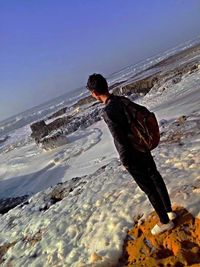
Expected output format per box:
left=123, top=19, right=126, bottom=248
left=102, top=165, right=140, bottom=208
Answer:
left=1, top=0, right=200, bottom=121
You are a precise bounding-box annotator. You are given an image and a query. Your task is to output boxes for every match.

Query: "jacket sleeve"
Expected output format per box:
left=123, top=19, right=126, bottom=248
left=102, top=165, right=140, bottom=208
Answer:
left=103, top=109, right=132, bottom=168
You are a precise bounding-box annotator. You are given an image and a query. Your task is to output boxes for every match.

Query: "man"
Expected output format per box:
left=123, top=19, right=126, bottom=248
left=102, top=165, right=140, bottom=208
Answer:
left=86, top=73, right=176, bottom=235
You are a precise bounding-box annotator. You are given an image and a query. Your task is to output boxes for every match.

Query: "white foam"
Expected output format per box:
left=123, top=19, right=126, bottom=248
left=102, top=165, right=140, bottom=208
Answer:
left=0, top=52, right=200, bottom=267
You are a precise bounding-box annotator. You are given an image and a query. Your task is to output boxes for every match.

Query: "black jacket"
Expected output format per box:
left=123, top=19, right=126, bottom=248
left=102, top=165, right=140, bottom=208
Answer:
left=103, top=94, right=144, bottom=168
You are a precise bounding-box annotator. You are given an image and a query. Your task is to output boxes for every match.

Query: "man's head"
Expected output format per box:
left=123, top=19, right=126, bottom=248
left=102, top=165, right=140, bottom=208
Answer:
left=86, top=73, right=109, bottom=103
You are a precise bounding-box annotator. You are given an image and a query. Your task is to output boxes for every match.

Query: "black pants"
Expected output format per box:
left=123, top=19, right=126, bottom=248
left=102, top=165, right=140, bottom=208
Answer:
left=126, top=150, right=172, bottom=224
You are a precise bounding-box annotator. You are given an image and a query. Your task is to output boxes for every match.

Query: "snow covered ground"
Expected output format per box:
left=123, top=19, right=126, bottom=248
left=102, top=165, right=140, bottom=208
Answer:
left=0, top=69, right=200, bottom=266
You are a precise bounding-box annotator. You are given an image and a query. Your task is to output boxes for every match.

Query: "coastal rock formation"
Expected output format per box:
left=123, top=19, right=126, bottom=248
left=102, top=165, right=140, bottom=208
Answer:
left=152, top=43, right=200, bottom=68
left=47, top=116, right=71, bottom=132
left=118, top=207, right=200, bottom=267
left=0, top=135, right=9, bottom=144
left=0, top=195, right=29, bottom=215
left=47, top=107, right=68, bottom=120
left=73, top=95, right=95, bottom=108
left=113, top=61, right=200, bottom=97
left=30, top=41, right=200, bottom=144
left=29, top=44, right=200, bottom=149
left=30, top=116, right=73, bottom=142
left=30, top=114, right=74, bottom=145
left=38, top=130, right=68, bottom=150
left=30, top=120, right=49, bottom=141
left=30, top=105, right=103, bottom=148
left=112, top=76, right=157, bottom=96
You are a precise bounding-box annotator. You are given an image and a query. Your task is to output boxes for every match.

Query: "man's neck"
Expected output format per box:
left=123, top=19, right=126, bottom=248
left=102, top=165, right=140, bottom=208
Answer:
left=101, top=93, right=111, bottom=104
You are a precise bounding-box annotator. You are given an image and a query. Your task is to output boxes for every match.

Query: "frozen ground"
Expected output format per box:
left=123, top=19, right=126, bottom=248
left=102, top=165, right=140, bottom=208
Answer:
left=0, top=70, right=200, bottom=266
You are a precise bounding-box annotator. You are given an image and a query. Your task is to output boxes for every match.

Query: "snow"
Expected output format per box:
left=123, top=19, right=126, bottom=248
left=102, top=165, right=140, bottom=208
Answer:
left=0, top=65, right=200, bottom=266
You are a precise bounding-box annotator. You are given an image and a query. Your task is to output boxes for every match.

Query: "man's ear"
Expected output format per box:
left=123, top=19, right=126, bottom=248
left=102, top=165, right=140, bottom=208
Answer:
left=92, top=90, right=99, bottom=97
left=91, top=90, right=103, bottom=102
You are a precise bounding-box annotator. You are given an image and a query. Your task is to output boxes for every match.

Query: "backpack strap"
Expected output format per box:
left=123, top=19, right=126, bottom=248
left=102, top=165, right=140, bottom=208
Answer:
left=119, top=97, right=138, bottom=126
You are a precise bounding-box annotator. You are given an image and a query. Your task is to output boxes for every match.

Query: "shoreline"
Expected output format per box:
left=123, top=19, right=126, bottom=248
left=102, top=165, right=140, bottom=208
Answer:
left=0, top=41, right=200, bottom=267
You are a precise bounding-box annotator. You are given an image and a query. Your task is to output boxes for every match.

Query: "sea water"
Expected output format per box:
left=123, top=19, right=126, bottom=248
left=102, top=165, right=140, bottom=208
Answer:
left=1, top=35, right=200, bottom=152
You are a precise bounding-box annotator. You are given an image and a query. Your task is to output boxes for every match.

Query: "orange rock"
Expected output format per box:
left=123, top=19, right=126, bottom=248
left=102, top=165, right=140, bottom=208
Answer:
left=118, top=207, right=200, bottom=267
left=90, top=252, right=102, bottom=263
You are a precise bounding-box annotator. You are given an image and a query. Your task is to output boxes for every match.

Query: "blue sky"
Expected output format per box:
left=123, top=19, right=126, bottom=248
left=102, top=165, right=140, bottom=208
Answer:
left=1, top=0, right=200, bottom=121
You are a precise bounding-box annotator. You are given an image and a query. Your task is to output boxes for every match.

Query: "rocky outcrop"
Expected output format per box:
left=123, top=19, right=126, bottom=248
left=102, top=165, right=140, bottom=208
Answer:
left=119, top=207, right=200, bottom=267
left=30, top=105, right=103, bottom=148
left=30, top=43, right=200, bottom=148
left=113, top=60, right=200, bottom=98
left=153, top=43, right=200, bottom=68
left=0, top=177, right=86, bottom=215
left=47, top=116, right=72, bottom=131
left=0, top=135, right=9, bottom=144
left=0, top=195, right=29, bottom=214
left=30, top=116, right=72, bottom=143
left=47, top=107, right=68, bottom=120
left=112, top=76, right=158, bottom=96
left=38, top=130, right=68, bottom=150
left=73, top=95, right=95, bottom=108
left=0, top=241, right=17, bottom=265
left=30, top=120, right=49, bottom=142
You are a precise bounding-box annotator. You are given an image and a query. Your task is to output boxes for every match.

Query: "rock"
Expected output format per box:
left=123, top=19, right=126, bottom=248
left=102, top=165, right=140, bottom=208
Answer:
left=172, top=75, right=182, bottom=84
left=112, top=75, right=156, bottom=96
left=30, top=98, right=103, bottom=148
left=90, top=252, right=102, bottom=263
left=118, top=207, right=200, bottom=267
left=176, top=115, right=187, bottom=126
left=73, top=95, right=95, bottom=108
left=47, top=116, right=71, bottom=132
left=152, top=43, right=200, bottom=68
left=47, top=107, right=68, bottom=120
left=159, top=119, right=168, bottom=127
left=111, top=61, right=199, bottom=98
left=109, top=80, right=126, bottom=90
left=30, top=117, right=71, bottom=146
left=0, top=135, right=9, bottom=144
left=30, top=120, right=49, bottom=141
left=0, top=195, right=29, bottom=214
left=39, top=130, right=68, bottom=150
left=0, top=241, right=17, bottom=265
left=189, top=64, right=199, bottom=74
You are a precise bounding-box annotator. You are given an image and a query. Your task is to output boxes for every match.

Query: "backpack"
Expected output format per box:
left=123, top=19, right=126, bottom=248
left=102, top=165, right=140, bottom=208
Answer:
left=120, top=97, right=160, bottom=152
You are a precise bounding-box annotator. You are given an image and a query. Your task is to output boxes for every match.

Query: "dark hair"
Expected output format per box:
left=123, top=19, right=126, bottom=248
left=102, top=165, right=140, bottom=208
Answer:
left=86, top=73, right=108, bottom=94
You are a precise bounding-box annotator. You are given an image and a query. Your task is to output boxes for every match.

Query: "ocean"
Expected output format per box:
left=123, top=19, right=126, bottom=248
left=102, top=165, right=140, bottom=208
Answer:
left=0, top=36, right=200, bottom=267
left=1, top=36, right=200, bottom=140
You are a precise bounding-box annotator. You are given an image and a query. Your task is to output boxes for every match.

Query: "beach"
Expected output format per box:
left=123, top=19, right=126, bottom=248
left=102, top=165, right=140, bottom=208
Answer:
left=0, top=40, right=200, bottom=266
